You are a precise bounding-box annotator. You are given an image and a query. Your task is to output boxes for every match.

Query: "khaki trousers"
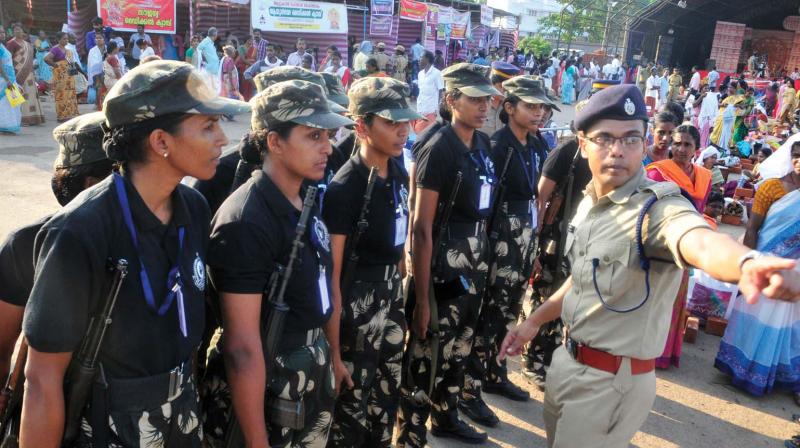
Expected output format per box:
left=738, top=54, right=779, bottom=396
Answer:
left=543, top=346, right=657, bottom=448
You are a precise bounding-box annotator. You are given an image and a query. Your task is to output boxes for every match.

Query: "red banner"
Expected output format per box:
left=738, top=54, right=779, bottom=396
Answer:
left=399, top=0, right=427, bottom=22
left=97, top=0, right=176, bottom=34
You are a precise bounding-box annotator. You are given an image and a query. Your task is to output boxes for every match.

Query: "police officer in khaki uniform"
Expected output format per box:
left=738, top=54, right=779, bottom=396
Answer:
left=500, top=84, right=800, bottom=447
left=478, top=61, right=519, bottom=137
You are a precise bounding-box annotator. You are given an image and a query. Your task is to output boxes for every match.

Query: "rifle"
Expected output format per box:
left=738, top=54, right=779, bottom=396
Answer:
left=62, top=258, right=129, bottom=446
left=225, top=186, right=317, bottom=447
left=0, top=336, right=27, bottom=446
left=485, top=146, right=516, bottom=268
left=340, top=167, right=378, bottom=294
left=404, top=172, right=462, bottom=406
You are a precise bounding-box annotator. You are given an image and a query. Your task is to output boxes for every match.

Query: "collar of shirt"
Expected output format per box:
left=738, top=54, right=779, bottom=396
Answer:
left=351, top=152, right=406, bottom=184
left=252, top=170, right=299, bottom=217
left=119, top=172, right=191, bottom=231
left=444, top=124, right=490, bottom=156
left=584, top=167, right=645, bottom=205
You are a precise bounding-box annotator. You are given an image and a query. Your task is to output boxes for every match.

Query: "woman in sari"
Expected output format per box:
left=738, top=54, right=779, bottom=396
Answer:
left=560, top=60, right=576, bottom=105
left=236, top=38, right=254, bottom=101
left=44, top=32, right=79, bottom=122
left=715, top=140, right=800, bottom=404
left=710, top=94, right=742, bottom=149
left=34, top=30, right=52, bottom=83
left=6, top=23, right=44, bottom=125
left=101, top=41, right=122, bottom=101
left=219, top=45, right=241, bottom=101
left=733, top=86, right=754, bottom=144
left=646, top=125, right=712, bottom=369
left=0, top=34, right=21, bottom=134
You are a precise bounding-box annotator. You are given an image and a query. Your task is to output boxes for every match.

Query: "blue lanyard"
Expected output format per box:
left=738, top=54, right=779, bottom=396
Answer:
left=469, top=147, right=494, bottom=179
left=515, top=145, right=539, bottom=195
left=113, top=173, right=188, bottom=335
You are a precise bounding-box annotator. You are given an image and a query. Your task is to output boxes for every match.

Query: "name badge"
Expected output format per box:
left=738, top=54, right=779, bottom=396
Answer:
left=394, top=208, right=407, bottom=246
left=529, top=199, right=538, bottom=230
left=479, top=176, right=492, bottom=211
left=318, top=266, right=330, bottom=314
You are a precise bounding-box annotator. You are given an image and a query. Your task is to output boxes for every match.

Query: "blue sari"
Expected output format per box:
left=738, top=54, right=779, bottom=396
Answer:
left=715, top=188, right=800, bottom=396
left=0, top=44, right=21, bottom=134
left=561, top=66, right=576, bottom=105
left=35, top=38, right=52, bottom=82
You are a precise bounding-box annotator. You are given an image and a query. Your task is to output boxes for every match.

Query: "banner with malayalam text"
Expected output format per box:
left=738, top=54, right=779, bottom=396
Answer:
left=97, top=0, right=176, bottom=34
left=370, top=15, right=394, bottom=36
left=371, top=0, right=394, bottom=16
left=450, top=10, right=469, bottom=40
left=251, top=0, right=348, bottom=34
left=399, top=0, right=427, bottom=22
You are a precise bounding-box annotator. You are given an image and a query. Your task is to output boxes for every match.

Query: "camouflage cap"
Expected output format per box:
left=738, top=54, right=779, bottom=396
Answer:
left=320, top=72, right=349, bottom=108
left=347, top=77, right=423, bottom=122
left=103, top=60, right=251, bottom=128
left=52, top=112, right=108, bottom=169
left=502, top=76, right=561, bottom=112
left=253, top=66, right=347, bottom=113
left=442, top=63, right=501, bottom=97
left=251, top=80, right=355, bottom=131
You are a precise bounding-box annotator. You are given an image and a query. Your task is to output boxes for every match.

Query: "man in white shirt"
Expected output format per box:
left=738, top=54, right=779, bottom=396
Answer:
left=791, top=68, right=800, bottom=80
left=87, top=34, right=106, bottom=92
left=286, top=37, right=315, bottom=70
left=412, top=51, right=444, bottom=134
left=611, top=53, right=621, bottom=69
left=137, top=39, right=155, bottom=60
left=128, top=24, right=151, bottom=68
left=602, top=61, right=616, bottom=80
left=706, top=66, right=720, bottom=91
left=689, top=65, right=701, bottom=96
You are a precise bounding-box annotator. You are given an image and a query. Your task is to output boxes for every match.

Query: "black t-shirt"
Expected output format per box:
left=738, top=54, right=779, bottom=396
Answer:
left=411, top=117, right=447, bottom=160
left=208, top=170, right=333, bottom=332
left=490, top=126, right=548, bottom=201
left=23, top=174, right=210, bottom=379
left=0, top=215, right=50, bottom=307
left=186, top=150, right=240, bottom=216
left=541, top=138, right=593, bottom=221
left=415, top=125, right=496, bottom=223
left=323, top=155, right=409, bottom=266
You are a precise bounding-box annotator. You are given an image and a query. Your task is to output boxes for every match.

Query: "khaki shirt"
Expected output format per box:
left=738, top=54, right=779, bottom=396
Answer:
left=374, top=52, right=390, bottom=71
left=392, top=55, right=408, bottom=81
left=479, top=96, right=503, bottom=136
left=562, top=169, right=709, bottom=359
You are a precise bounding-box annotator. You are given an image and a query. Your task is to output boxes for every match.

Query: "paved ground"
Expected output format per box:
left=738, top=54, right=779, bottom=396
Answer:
left=0, top=96, right=796, bottom=447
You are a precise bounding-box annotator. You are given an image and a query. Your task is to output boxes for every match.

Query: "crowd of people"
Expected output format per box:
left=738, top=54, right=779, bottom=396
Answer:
left=0, top=15, right=799, bottom=448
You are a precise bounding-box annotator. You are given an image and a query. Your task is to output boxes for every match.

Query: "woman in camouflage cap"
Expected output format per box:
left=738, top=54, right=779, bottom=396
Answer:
left=324, top=77, right=422, bottom=448
left=203, top=80, right=354, bottom=448
left=20, top=60, right=249, bottom=447
left=398, top=62, right=500, bottom=447
left=462, top=76, right=556, bottom=412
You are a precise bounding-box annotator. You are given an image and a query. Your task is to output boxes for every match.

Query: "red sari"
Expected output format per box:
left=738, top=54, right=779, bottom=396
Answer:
left=236, top=47, right=254, bottom=100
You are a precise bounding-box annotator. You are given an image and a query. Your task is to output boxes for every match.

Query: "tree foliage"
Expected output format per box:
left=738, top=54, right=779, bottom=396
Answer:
left=518, top=36, right=552, bottom=57
left=538, top=0, right=656, bottom=44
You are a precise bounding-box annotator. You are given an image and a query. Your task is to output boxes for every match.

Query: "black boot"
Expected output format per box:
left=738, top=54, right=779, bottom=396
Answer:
left=458, top=397, right=499, bottom=427
left=431, top=417, right=489, bottom=444
left=484, top=379, right=530, bottom=401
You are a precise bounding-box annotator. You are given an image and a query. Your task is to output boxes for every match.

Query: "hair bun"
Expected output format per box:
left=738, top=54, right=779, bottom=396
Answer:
left=238, top=132, right=266, bottom=164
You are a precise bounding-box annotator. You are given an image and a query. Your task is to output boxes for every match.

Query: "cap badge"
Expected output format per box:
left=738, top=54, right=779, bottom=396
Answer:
left=624, top=98, right=635, bottom=116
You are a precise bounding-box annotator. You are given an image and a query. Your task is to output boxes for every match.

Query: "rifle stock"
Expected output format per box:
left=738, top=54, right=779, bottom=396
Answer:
left=340, top=167, right=378, bottom=293
left=0, top=336, right=27, bottom=443
left=62, top=258, right=128, bottom=446
left=226, top=186, right=317, bottom=447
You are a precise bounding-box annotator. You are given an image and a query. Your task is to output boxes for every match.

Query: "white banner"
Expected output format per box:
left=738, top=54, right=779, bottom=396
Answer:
left=480, top=5, right=493, bottom=27
left=438, top=6, right=454, bottom=24
left=251, top=0, right=348, bottom=34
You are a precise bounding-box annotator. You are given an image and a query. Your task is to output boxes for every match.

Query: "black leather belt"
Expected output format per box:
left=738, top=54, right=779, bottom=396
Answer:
left=354, top=264, right=399, bottom=282
left=447, top=220, right=486, bottom=239
left=105, top=359, right=192, bottom=412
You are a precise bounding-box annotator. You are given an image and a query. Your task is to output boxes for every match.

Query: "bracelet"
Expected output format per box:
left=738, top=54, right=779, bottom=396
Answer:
left=737, top=250, right=764, bottom=271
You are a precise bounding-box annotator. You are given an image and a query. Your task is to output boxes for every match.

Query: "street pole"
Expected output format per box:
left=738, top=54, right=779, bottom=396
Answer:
left=600, top=0, right=612, bottom=57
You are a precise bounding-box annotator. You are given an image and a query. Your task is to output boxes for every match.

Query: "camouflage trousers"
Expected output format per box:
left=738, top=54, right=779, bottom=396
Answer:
left=397, top=232, right=489, bottom=448
left=463, top=211, right=536, bottom=400
left=328, top=269, right=406, bottom=448
left=76, top=363, right=202, bottom=448
left=522, top=286, right=564, bottom=374
left=201, top=329, right=335, bottom=448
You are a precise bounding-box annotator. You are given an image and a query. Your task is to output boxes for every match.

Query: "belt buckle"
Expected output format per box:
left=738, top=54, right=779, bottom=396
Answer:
left=167, top=364, right=184, bottom=401
left=564, top=337, right=579, bottom=361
